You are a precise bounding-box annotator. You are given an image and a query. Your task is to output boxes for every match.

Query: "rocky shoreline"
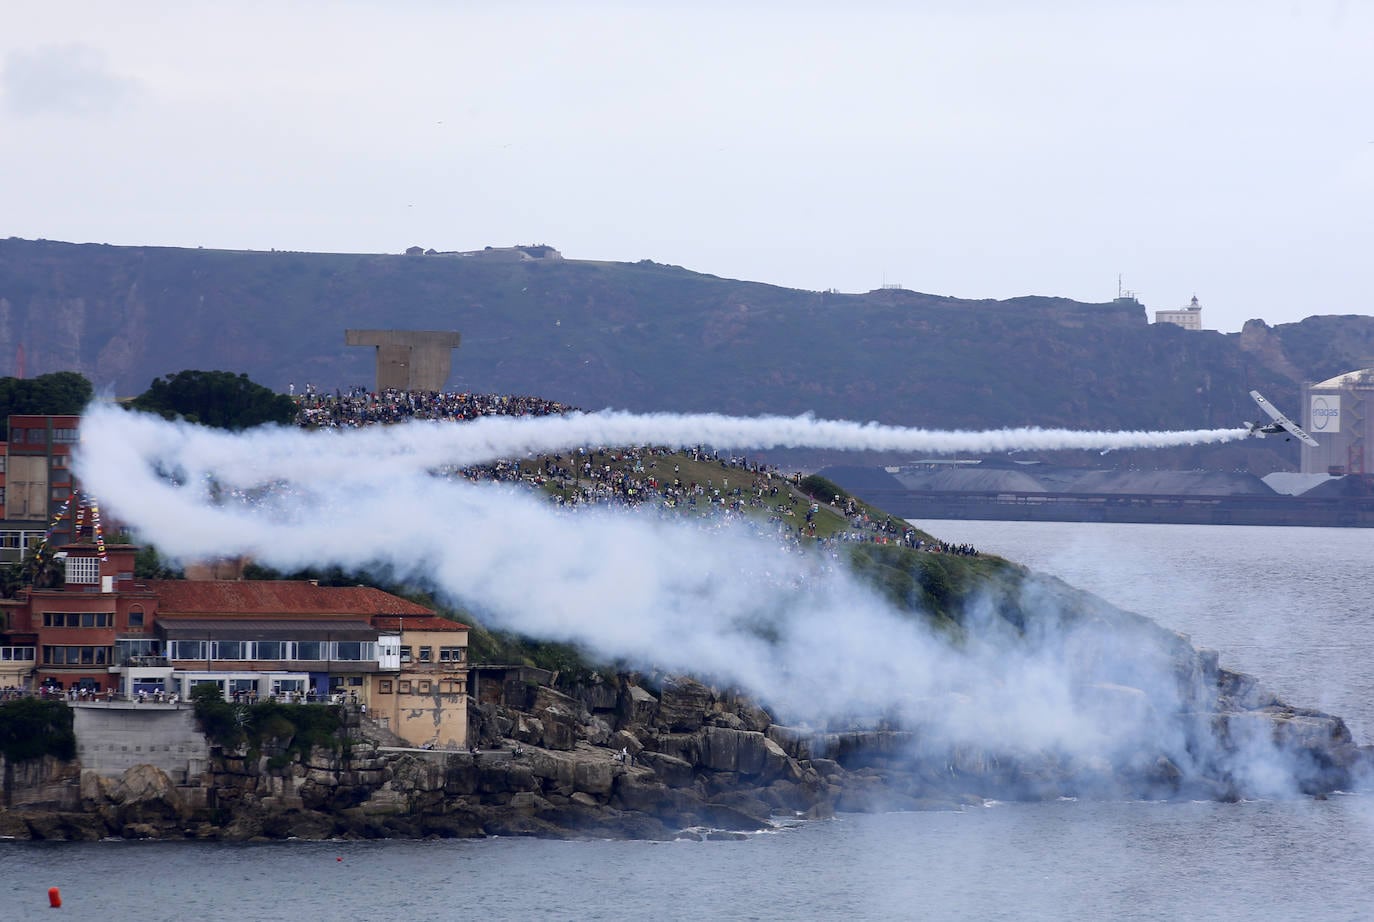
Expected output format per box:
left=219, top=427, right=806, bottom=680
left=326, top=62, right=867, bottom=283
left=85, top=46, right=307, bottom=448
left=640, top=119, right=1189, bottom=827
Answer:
left=3, top=654, right=1370, bottom=842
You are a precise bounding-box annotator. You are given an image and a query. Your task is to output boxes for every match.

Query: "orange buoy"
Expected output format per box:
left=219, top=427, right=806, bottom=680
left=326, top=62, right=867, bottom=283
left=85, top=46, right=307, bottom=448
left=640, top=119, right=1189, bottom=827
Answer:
left=48, top=886, right=62, bottom=908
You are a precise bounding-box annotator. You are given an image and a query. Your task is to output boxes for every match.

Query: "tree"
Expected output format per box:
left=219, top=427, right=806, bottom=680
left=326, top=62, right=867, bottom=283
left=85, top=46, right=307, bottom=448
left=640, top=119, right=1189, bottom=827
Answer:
left=0, top=371, right=93, bottom=438
left=127, top=370, right=296, bottom=430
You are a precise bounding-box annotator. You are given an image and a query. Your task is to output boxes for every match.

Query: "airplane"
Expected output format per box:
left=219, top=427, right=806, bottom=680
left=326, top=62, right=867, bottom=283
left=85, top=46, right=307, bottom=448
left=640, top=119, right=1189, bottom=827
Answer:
left=1246, top=390, right=1319, bottom=448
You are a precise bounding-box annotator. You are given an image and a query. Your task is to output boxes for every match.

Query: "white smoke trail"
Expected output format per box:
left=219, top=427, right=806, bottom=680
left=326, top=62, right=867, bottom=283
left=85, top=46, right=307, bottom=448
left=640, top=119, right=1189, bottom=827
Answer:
left=85, top=407, right=1249, bottom=491
left=71, top=403, right=1311, bottom=791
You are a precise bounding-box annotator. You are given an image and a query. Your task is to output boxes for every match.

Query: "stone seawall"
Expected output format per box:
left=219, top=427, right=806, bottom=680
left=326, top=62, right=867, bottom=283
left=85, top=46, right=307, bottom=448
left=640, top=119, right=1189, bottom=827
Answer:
left=73, top=704, right=210, bottom=782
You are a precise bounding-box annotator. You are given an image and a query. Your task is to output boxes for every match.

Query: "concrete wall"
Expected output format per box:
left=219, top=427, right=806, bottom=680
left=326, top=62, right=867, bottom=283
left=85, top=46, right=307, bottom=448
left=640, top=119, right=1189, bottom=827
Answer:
left=72, top=703, right=210, bottom=781
left=344, top=330, right=462, bottom=392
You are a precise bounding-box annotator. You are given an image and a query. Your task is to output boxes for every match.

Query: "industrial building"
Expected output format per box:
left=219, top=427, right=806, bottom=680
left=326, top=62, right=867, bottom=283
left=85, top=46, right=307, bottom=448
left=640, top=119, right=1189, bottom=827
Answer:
left=1301, top=368, right=1374, bottom=476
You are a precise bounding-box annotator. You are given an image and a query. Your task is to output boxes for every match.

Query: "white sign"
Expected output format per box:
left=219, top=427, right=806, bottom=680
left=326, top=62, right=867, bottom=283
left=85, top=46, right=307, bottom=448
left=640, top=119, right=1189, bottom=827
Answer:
left=1310, top=394, right=1341, bottom=434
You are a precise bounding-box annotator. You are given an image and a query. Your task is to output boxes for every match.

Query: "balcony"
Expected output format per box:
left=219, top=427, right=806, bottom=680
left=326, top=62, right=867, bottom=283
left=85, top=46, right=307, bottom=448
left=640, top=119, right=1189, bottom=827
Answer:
left=112, top=654, right=170, bottom=669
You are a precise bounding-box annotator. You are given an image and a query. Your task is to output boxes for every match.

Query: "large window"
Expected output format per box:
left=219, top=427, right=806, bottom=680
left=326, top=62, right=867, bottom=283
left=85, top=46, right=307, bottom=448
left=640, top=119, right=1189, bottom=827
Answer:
left=334, top=641, right=363, bottom=661
left=256, top=641, right=286, bottom=660
left=43, top=645, right=110, bottom=665
left=295, top=641, right=323, bottom=660
left=439, top=646, right=464, bottom=663
left=212, top=641, right=246, bottom=660
left=0, top=646, right=36, bottom=661
left=65, top=557, right=101, bottom=584
left=53, top=428, right=79, bottom=443
left=43, top=612, right=113, bottom=628
left=169, top=640, right=207, bottom=661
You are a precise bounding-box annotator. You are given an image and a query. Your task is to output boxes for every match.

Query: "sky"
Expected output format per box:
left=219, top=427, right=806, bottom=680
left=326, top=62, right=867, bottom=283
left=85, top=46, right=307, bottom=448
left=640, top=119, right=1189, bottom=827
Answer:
left=2, top=0, right=1371, bottom=333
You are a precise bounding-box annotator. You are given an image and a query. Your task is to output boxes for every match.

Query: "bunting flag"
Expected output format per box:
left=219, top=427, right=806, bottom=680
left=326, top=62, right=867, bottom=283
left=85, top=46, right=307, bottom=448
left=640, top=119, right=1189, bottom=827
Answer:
left=30, top=492, right=109, bottom=564
left=90, top=500, right=106, bottom=560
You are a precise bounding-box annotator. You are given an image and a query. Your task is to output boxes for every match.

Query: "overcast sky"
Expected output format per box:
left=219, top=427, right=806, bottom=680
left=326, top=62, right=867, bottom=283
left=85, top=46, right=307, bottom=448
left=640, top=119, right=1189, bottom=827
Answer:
left=3, top=1, right=1371, bottom=333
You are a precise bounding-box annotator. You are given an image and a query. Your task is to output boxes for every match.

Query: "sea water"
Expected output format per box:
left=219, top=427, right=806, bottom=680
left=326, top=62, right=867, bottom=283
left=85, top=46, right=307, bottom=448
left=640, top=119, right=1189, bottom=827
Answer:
left=3, top=522, right=1373, bottom=922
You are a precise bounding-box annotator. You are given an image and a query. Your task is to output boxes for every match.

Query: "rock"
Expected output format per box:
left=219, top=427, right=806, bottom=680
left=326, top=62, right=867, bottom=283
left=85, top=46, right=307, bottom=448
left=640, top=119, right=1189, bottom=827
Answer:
left=540, top=707, right=578, bottom=751
left=636, top=751, right=695, bottom=788
left=0, top=810, right=34, bottom=839
left=693, top=802, right=770, bottom=832
left=513, top=716, right=544, bottom=745
left=534, top=686, right=589, bottom=722
left=509, top=792, right=554, bottom=814
left=700, top=728, right=768, bottom=775
left=581, top=716, right=613, bottom=746
left=612, top=773, right=672, bottom=813
left=620, top=684, right=659, bottom=728
left=657, top=676, right=713, bottom=731
left=608, top=730, right=644, bottom=755
left=574, top=679, right=620, bottom=713
left=570, top=792, right=599, bottom=808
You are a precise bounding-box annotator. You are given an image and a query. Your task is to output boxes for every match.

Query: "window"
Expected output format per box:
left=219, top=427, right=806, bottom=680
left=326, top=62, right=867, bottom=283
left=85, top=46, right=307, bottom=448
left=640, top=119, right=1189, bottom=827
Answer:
left=213, top=641, right=245, bottom=660
left=398, top=680, right=412, bottom=694
left=295, top=641, right=323, bottom=660
left=349, top=676, right=363, bottom=686
left=53, top=428, right=79, bottom=443
left=65, top=557, right=101, bottom=584
left=399, top=645, right=412, bottom=663
left=169, top=640, right=206, bottom=660
left=51, top=486, right=71, bottom=501
left=442, top=680, right=464, bottom=695
left=256, top=641, right=286, bottom=660
left=334, top=641, right=363, bottom=661
left=128, top=607, right=144, bottom=628
left=418, top=680, right=432, bottom=694
left=43, top=645, right=110, bottom=665
left=379, top=680, right=393, bottom=694
left=418, top=646, right=432, bottom=663
left=439, top=646, right=464, bottom=663
left=51, top=455, right=68, bottom=469
left=43, top=612, right=113, bottom=628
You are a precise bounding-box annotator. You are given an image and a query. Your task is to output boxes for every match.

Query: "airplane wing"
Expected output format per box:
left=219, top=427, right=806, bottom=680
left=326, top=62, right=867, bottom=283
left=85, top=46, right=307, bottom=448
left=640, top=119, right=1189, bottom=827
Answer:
left=1249, top=390, right=1319, bottom=447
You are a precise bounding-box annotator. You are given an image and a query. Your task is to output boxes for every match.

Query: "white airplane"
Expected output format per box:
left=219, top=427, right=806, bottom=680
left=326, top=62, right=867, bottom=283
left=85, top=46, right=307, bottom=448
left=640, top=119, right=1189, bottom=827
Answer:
left=1246, top=390, right=1319, bottom=448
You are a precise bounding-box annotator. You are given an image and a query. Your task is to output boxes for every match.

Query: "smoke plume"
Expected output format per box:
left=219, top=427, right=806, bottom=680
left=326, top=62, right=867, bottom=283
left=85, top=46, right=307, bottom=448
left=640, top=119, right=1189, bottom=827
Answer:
left=71, top=404, right=1337, bottom=796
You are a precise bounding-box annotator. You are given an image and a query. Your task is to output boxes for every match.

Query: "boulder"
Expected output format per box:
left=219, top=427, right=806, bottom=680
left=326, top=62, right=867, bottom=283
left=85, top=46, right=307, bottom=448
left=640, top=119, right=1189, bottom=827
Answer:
left=620, top=684, right=659, bottom=728
left=581, top=716, right=613, bottom=746
left=657, top=676, right=714, bottom=731
left=540, top=707, right=578, bottom=751
left=608, top=730, right=644, bottom=755
left=636, top=751, right=695, bottom=788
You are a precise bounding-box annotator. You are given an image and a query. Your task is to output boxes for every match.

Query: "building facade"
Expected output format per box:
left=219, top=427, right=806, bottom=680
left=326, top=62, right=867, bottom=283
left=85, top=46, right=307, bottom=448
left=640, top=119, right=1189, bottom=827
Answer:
left=1154, top=296, right=1204, bottom=330
left=0, top=544, right=472, bottom=748
left=0, top=414, right=83, bottom=563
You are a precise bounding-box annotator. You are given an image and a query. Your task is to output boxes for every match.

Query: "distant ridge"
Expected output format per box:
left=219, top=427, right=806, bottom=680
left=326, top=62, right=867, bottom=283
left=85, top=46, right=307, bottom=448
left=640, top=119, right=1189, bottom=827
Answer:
left=3, top=236, right=1372, bottom=472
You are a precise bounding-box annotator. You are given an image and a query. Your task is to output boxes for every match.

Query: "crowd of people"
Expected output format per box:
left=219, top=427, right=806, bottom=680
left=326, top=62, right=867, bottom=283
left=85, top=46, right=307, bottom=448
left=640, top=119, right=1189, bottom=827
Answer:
left=294, top=387, right=577, bottom=428
left=290, top=386, right=977, bottom=557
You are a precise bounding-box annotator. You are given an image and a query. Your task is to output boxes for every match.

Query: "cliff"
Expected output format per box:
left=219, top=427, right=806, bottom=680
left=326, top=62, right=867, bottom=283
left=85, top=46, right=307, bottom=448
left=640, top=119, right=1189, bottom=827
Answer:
left=6, top=237, right=1374, bottom=471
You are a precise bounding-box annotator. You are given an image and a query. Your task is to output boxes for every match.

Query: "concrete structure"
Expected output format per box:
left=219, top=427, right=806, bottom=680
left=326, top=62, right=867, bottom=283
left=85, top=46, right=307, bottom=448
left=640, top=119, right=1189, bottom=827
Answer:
left=345, top=329, right=462, bottom=392
left=72, top=703, right=210, bottom=781
left=1301, top=368, right=1374, bottom=475
left=1154, top=295, right=1204, bottom=330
